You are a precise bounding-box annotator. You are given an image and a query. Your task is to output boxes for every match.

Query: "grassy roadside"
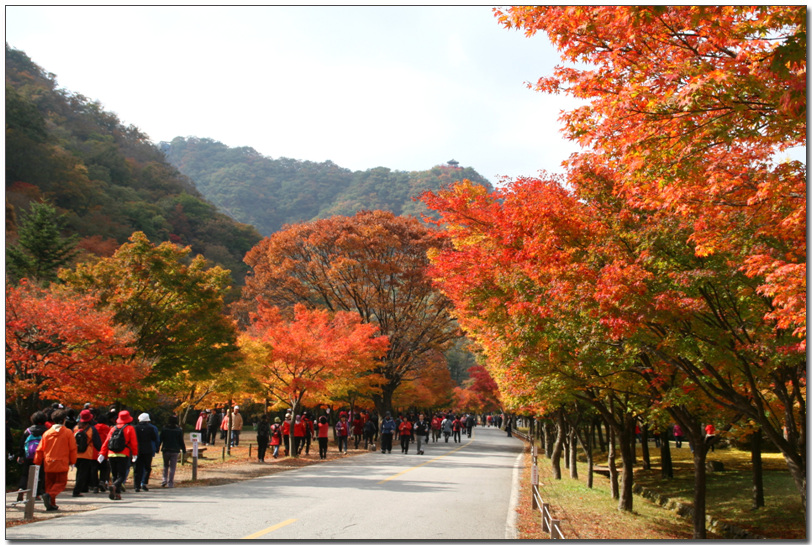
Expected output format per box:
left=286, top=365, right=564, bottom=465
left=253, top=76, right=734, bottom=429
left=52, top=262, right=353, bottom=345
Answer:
left=514, top=435, right=805, bottom=540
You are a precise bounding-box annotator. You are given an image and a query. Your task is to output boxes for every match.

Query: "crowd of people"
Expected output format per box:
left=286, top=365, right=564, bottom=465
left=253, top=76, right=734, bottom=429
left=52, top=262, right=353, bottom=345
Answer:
left=12, top=401, right=510, bottom=512
left=13, top=403, right=187, bottom=511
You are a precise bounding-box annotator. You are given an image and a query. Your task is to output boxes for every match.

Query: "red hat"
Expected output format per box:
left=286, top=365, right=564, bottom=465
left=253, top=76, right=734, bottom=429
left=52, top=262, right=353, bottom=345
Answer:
left=116, top=410, right=133, bottom=425
left=79, top=410, right=93, bottom=423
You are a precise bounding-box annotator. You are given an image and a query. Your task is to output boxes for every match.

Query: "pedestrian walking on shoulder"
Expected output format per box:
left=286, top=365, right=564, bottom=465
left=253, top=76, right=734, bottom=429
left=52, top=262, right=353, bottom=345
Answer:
left=159, top=415, right=186, bottom=488
left=282, top=413, right=292, bottom=456
left=335, top=412, right=349, bottom=454
left=270, top=417, right=283, bottom=459
left=134, top=413, right=160, bottom=491
left=195, top=410, right=209, bottom=445
left=16, top=411, right=47, bottom=501
left=33, top=409, right=77, bottom=511
left=99, top=410, right=138, bottom=501
left=672, top=424, right=683, bottom=448
left=230, top=406, right=244, bottom=447
left=317, top=416, right=330, bottom=459
left=256, top=415, right=271, bottom=462
left=352, top=414, right=364, bottom=449
left=72, top=409, right=102, bottom=497
left=363, top=417, right=377, bottom=449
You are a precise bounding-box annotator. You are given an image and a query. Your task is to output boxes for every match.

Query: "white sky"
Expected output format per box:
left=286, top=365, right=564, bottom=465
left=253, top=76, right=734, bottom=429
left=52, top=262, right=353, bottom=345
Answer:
left=5, top=5, right=586, bottom=185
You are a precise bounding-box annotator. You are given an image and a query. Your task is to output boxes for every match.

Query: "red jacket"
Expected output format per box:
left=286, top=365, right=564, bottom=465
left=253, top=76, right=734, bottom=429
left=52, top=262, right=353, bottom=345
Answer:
left=100, top=423, right=139, bottom=458
left=398, top=421, right=412, bottom=436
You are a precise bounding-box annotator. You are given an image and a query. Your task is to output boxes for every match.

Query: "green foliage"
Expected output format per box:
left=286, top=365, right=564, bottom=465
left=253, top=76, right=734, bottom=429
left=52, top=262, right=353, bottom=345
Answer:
left=6, top=200, right=79, bottom=283
left=5, top=44, right=262, bottom=287
left=163, top=137, right=494, bottom=236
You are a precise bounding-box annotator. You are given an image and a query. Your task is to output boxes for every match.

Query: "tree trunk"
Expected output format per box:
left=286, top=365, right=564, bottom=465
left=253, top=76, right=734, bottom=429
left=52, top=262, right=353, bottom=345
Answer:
left=661, top=433, right=673, bottom=480
left=751, top=429, right=765, bottom=509
left=690, top=438, right=709, bottom=539
left=544, top=420, right=554, bottom=458
left=550, top=410, right=565, bottom=480
left=617, top=416, right=635, bottom=512
left=569, top=425, right=578, bottom=479
left=608, top=425, right=619, bottom=500
left=577, top=420, right=594, bottom=489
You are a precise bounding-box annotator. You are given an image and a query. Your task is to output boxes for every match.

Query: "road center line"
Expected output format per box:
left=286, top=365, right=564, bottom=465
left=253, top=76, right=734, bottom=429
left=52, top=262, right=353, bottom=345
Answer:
left=377, top=436, right=474, bottom=484
left=242, top=518, right=297, bottom=539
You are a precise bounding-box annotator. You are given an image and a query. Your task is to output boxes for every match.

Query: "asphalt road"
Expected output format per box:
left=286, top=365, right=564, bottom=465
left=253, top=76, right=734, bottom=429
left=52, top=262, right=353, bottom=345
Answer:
left=6, top=426, right=524, bottom=542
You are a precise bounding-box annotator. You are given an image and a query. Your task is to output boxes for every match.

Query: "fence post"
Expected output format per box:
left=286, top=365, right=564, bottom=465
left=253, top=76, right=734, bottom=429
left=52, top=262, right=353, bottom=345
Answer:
left=551, top=518, right=562, bottom=539
left=540, top=500, right=549, bottom=533
left=24, top=464, right=40, bottom=520
left=249, top=444, right=252, bottom=458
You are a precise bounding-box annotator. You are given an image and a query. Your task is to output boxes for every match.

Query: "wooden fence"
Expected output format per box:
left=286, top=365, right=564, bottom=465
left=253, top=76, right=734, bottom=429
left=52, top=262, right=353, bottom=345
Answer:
left=515, top=429, right=565, bottom=539
left=5, top=464, right=40, bottom=520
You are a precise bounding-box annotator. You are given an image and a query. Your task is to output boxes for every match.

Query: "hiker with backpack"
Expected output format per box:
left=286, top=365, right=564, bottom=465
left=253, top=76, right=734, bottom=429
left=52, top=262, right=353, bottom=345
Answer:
left=33, top=409, right=78, bottom=511
left=98, top=410, right=138, bottom=501
left=16, top=411, right=47, bottom=502
left=72, top=409, right=102, bottom=497
left=93, top=412, right=111, bottom=493
left=134, top=413, right=160, bottom=491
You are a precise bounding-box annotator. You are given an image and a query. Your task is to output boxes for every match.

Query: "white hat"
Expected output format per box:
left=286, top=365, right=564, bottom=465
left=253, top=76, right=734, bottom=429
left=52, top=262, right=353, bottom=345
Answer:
left=138, top=413, right=151, bottom=422
left=234, top=405, right=240, bottom=410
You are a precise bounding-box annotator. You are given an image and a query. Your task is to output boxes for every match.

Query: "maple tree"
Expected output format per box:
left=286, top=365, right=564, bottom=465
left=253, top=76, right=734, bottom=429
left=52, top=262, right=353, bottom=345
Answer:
left=452, top=364, right=501, bottom=414
left=239, top=302, right=388, bottom=454
left=239, top=210, right=461, bottom=418
left=6, top=280, right=143, bottom=421
left=495, top=5, right=806, bottom=349
left=60, top=231, right=241, bottom=384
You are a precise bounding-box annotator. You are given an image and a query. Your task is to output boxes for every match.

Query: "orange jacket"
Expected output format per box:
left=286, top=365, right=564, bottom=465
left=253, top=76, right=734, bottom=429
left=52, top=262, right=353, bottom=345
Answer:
left=33, top=424, right=78, bottom=473
left=74, top=424, right=99, bottom=460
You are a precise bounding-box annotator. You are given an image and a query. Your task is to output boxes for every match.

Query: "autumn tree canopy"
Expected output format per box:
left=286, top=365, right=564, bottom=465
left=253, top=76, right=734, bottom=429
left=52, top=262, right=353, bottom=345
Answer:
left=60, top=231, right=241, bottom=385
left=239, top=210, right=462, bottom=417
left=240, top=302, right=388, bottom=453
left=6, top=281, right=143, bottom=420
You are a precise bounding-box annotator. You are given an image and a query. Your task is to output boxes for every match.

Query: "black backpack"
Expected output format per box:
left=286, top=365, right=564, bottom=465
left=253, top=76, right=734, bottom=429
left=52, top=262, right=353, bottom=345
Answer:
left=108, top=424, right=129, bottom=452
left=75, top=426, right=90, bottom=453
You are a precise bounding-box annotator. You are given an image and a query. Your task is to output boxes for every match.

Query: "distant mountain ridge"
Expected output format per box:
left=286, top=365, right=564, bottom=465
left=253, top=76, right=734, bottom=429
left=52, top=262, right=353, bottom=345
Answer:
left=162, top=137, right=493, bottom=237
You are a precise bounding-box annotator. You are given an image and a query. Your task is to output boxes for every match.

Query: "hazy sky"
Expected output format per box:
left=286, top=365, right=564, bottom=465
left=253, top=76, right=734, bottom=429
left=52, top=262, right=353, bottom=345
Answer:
left=5, top=5, right=587, bottom=185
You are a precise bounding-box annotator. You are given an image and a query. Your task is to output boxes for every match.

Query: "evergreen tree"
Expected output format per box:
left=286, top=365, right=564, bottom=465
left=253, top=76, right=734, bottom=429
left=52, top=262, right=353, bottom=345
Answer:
left=7, top=201, right=79, bottom=283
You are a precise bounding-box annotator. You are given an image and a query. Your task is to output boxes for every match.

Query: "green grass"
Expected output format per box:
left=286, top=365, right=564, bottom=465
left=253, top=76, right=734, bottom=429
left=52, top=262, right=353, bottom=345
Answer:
left=520, top=432, right=806, bottom=539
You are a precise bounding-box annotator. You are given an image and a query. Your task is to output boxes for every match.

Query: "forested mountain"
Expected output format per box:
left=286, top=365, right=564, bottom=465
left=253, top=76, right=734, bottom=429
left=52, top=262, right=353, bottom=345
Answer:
left=5, top=45, right=262, bottom=285
left=163, top=137, right=494, bottom=236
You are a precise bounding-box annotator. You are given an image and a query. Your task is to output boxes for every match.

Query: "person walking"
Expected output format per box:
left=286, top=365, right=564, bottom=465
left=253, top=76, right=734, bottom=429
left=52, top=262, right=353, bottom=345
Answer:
left=335, top=412, right=350, bottom=455
left=442, top=414, right=453, bottom=443
left=159, top=415, right=186, bottom=488
left=452, top=415, right=462, bottom=443
left=99, top=410, right=138, bottom=501
left=72, top=409, right=101, bottom=497
left=704, top=423, right=716, bottom=452
left=317, top=416, right=330, bottom=459
left=294, top=415, right=306, bottom=455
left=195, top=410, right=209, bottom=446
left=302, top=412, right=314, bottom=456
left=16, top=411, right=47, bottom=502
left=465, top=414, right=476, bottom=438
left=207, top=407, right=222, bottom=447
left=380, top=413, right=396, bottom=454
left=413, top=414, right=429, bottom=455
left=219, top=408, right=228, bottom=442
left=352, top=414, right=364, bottom=449
left=363, top=416, right=377, bottom=450
left=134, top=413, right=160, bottom=491
left=256, top=414, right=271, bottom=462
left=281, top=413, right=292, bottom=456
left=230, top=406, right=244, bottom=447
left=270, top=417, right=283, bottom=459
left=33, top=409, right=77, bottom=511
left=431, top=414, right=442, bottom=443
left=672, top=424, right=683, bottom=448
left=399, top=415, right=413, bottom=454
